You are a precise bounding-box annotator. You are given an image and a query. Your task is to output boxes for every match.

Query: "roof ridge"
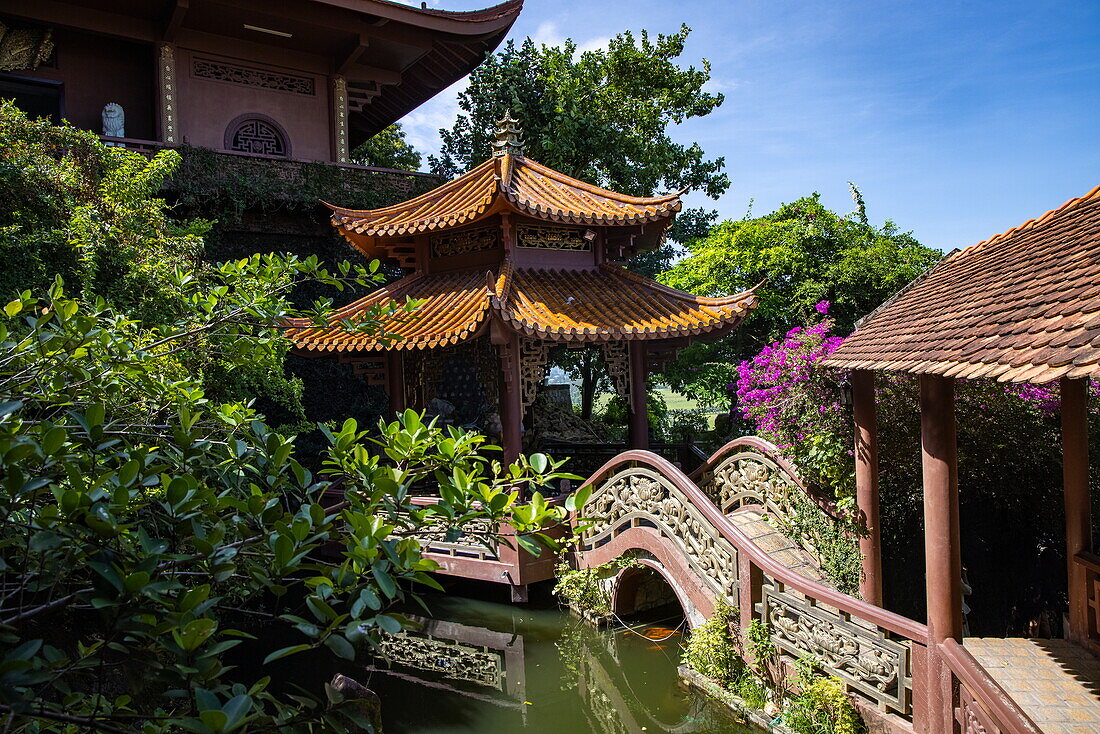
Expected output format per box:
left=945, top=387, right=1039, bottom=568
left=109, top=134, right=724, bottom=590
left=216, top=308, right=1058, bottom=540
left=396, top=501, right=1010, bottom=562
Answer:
left=326, top=158, right=497, bottom=220
left=599, top=262, right=759, bottom=307
left=957, top=184, right=1100, bottom=258
left=518, top=157, right=683, bottom=205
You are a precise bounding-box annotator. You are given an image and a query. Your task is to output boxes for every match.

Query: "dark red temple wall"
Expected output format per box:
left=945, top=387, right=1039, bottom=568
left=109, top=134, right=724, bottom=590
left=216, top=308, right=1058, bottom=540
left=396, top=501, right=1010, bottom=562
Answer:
left=11, top=26, right=156, bottom=140
left=176, top=48, right=331, bottom=161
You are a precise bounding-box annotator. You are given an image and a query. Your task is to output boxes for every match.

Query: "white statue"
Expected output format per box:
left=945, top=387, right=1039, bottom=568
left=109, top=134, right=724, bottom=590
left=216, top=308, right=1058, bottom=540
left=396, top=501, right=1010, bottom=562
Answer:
left=101, top=103, right=124, bottom=139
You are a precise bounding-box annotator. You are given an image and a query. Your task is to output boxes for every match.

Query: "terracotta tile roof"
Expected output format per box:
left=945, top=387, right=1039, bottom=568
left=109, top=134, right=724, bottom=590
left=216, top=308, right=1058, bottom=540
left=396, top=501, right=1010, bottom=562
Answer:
left=285, top=269, right=491, bottom=352
left=494, top=262, right=757, bottom=341
left=326, top=153, right=681, bottom=246
left=286, top=261, right=757, bottom=352
left=824, top=185, right=1100, bottom=383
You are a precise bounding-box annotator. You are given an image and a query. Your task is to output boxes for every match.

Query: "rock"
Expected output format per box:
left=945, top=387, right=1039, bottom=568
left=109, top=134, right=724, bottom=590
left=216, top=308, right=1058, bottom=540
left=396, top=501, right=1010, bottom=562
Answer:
left=329, top=674, right=383, bottom=733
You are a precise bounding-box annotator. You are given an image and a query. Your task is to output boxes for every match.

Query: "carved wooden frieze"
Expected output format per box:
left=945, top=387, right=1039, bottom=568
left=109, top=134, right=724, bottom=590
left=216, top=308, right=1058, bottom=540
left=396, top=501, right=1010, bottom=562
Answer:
left=516, top=224, right=591, bottom=251
left=580, top=467, right=739, bottom=602
left=760, top=582, right=911, bottom=713
left=0, top=22, right=54, bottom=72
left=378, top=631, right=504, bottom=689
left=599, top=342, right=631, bottom=404
left=957, top=687, right=995, bottom=734
left=430, top=226, right=499, bottom=257
left=519, top=339, right=550, bottom=411
left=192, top=57, right=316, bottom=95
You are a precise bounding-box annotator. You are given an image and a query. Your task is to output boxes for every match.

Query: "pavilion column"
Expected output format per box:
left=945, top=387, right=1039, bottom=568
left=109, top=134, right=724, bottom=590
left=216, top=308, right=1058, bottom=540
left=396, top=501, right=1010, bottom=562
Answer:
left=155, top=43, right=178, bottom=145
left=386, top=352, right=405, bottom=417
left=499, top=334, right=524, bottom=466
left=628, top=341, right=649, bottom=450
left=1062, top=377, right=1092, bottom=645
left=920, top=374, right=961, bottom=734
left=853, top=370, right=883, bottom=606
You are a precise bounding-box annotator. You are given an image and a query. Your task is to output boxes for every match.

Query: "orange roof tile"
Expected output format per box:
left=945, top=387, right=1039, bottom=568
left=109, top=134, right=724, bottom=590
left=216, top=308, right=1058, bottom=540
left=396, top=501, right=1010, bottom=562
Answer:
left=326, top=152, right=682, bottom=249
left=287, top=261, right=757, bottom=352
left=824, top=185, right=1100, bottom=383
left=285, top=269, right=491, bottom=352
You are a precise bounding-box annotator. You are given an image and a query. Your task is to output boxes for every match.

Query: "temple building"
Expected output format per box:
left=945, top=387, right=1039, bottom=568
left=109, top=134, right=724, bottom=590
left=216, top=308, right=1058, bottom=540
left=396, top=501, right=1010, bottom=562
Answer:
left=0, top=0, right=521, bottom=162
left=286, top=115, right=759, bottom=464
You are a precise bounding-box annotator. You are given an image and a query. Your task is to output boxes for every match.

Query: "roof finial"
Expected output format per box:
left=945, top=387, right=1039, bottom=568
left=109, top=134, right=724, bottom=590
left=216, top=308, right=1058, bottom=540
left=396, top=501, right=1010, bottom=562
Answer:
left=492, top=110, right=523, bottom=158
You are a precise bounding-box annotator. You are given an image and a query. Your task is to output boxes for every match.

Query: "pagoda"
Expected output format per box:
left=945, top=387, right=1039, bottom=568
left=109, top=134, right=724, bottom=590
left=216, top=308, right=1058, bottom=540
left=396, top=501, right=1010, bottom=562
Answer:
left=287, top=114, right=758, bottom=463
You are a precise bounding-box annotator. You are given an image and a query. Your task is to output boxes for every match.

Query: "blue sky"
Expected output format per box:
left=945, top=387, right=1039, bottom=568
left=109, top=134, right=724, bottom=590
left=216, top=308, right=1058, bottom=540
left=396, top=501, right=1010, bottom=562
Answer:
left=398, top=0, right=1099, bottom=253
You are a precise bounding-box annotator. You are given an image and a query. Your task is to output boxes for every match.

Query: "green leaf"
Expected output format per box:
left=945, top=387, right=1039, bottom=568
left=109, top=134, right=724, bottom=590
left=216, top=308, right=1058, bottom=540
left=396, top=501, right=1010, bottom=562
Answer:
left=323, top=634, right=355, bottom=660
left=262, top=643, right=312, bottom=664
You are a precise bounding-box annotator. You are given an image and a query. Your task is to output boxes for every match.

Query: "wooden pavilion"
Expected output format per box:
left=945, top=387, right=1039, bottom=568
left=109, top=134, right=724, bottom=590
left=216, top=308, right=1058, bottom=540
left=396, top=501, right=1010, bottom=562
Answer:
left=287, top=115, right=759, bottom=466
left=826, top=185, right=1100, bottom=732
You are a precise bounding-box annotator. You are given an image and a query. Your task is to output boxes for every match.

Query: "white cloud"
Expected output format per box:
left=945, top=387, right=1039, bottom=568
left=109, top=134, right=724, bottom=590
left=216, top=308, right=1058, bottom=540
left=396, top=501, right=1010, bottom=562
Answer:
left=398, top=77, right=469, bottom=163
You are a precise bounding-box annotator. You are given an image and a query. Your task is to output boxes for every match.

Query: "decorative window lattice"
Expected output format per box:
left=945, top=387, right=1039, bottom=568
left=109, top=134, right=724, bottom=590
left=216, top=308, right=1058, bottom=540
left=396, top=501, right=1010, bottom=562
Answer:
left=431, top=226, right=499, bottom=257
left=227, top=117, right=288, bottom=157
left=192, top=57, right=315, bottom=95
left=516, top=224, right=590, bottom=251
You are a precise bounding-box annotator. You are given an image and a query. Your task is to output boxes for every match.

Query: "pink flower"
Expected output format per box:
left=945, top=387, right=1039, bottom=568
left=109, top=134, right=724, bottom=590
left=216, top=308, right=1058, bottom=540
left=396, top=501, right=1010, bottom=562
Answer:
left=814, top=300, right=830, bottom=315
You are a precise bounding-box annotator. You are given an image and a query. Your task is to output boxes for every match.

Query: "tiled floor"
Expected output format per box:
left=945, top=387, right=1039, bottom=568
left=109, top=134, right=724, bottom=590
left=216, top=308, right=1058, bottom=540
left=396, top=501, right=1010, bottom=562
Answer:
left=965, top=637, right=1100, bottom=733
left=726, top=509, right=829, bottom=584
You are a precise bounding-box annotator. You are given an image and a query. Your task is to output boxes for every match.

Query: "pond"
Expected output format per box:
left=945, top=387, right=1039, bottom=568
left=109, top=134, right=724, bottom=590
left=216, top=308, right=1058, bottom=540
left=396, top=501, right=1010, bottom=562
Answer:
left=359, top=590, right=758, bottom=734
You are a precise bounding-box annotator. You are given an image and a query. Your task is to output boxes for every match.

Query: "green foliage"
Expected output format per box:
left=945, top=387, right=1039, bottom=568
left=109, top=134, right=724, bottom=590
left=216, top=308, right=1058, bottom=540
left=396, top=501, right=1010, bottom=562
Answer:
left=432, top=25, right=727, bottom=200
left=350, top=123, right=423, bottom=171
left=552, top=555, right=636, bottom=618
left=659, top=191, right=939, bottom=403
left=0, top=101, right=206, bottom=323
left=683, top=601, right=743, bottom=685
left=0, top=265, right=576, bottom=731
left=786, top=677, right=864, bottom=734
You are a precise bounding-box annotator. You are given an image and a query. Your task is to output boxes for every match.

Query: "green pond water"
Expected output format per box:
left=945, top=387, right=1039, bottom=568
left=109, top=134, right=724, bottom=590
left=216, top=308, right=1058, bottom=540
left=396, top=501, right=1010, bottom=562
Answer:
left=357, top=592, right=757, bottom=734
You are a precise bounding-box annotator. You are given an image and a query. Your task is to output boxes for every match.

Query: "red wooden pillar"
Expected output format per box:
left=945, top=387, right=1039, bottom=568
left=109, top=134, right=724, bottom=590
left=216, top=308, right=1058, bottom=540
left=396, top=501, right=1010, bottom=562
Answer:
left=386, top=352, right=405, bottom=416
left=853, top=370, right=883, bottom=606
left=628, top=341, right=649, bottom=450
left=499, top=333, right=523, bottom=466
left=1062, top=377, right=1092, bottom=644
left=920, top=373, right=961, bottom=734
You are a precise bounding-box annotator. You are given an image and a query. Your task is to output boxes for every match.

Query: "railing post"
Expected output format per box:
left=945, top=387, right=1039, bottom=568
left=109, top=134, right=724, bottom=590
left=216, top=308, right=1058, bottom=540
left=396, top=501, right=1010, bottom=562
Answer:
left=1062, top=377, right=1093, bottom=644
left=853, top=369, right=883, bottom=606
left=920, top=373, right=962, bottom=734
left=738, top=553, right=763, bottom=639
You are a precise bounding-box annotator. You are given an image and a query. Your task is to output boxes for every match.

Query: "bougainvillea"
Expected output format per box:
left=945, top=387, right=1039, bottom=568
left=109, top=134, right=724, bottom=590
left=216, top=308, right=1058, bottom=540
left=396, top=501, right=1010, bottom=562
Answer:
left=735, top=303, right=852, bottom=493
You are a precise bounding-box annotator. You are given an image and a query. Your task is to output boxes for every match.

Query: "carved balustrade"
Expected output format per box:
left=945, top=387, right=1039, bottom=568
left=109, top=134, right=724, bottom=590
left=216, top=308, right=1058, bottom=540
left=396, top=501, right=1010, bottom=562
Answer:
left=691, top=437, right=845, bottom=562
left=577, top=446, right=926, bottom=722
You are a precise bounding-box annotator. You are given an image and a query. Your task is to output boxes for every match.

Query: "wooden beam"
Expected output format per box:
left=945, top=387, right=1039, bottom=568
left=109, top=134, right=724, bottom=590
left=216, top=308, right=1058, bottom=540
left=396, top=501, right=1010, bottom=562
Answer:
left=1062, top=377, right=1092, bottom=644
left=337, top=34, right=369, bottom=76
left=3, top=0, right=158, bottom=42
left=853, top=370, right=883, bottom=606
left=163, top=0, right=189, bottom=42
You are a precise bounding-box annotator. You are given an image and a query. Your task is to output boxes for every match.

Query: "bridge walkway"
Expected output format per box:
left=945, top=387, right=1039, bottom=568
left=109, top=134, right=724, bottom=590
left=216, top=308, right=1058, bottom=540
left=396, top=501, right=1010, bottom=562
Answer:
left=964, top=637, right=1100, bottom=733
left=726, top=508, right=829, bottom=586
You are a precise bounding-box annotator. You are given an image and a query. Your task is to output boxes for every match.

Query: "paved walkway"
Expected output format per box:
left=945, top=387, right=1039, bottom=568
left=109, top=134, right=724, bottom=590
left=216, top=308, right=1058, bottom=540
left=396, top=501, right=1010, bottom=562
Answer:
left=965, top=637, right=1100, bottom=733
left=726, top=508, right=829, bottom=585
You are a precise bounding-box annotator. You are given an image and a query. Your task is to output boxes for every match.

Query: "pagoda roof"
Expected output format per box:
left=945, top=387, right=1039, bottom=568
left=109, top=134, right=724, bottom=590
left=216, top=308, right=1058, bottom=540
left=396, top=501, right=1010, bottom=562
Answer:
left=286, top=261, right=757, bottom=352
left=824, top=185, right=1100, bottom=383
left=327, top=154, right=683, bottom=243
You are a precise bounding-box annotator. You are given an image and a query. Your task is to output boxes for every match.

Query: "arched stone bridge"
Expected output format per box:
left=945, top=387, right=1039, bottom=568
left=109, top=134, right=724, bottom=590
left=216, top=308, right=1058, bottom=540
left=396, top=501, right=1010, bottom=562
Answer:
left=571, top=439, right=1042, bottom=734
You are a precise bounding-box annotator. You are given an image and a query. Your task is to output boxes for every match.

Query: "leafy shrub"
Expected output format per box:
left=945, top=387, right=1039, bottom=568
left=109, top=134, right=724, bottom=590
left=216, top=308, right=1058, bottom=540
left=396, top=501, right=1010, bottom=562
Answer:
left=786, top=677, right=864, bottom=734
left=683, top=601, right=742, bottom=685
left=552, top=554, right=634, bottom=618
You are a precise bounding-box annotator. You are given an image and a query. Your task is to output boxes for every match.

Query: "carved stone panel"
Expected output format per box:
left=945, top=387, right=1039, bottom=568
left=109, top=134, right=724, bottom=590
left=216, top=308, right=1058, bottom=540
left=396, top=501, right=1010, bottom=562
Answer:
left=760, top=581, right=911, bottom=713
left=581, top=467, right=739, bottom=602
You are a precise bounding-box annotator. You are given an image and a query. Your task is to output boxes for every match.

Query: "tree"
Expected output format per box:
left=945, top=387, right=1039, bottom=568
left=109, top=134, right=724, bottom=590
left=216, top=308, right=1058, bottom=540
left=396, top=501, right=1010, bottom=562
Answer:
left=658, top=191, right=940, bottom=405
left=0, top=111, right=581, bottom=732
left=431, top=25, right=728, bottom=200
left=350, top=123, right=422, bottom=171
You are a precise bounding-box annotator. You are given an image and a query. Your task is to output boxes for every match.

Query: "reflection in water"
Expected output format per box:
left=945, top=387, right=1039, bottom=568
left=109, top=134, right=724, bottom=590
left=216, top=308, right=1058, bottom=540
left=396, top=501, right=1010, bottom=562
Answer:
left=367, top=594, right=756, bottom=734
